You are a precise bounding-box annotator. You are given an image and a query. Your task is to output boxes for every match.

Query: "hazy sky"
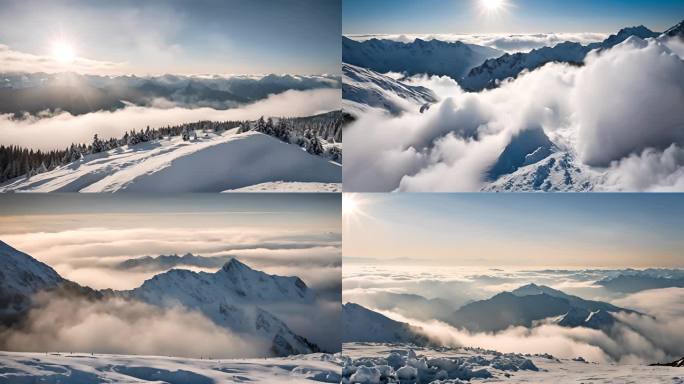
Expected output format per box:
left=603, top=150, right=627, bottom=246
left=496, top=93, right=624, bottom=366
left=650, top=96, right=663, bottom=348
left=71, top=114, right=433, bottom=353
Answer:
left=343, top=0, right=684, bottom=35
left=343, top=193, right=684, bottom=268
left=0, top=194, right=341, bottom=290
left=0, top=0, right=340, bottom=75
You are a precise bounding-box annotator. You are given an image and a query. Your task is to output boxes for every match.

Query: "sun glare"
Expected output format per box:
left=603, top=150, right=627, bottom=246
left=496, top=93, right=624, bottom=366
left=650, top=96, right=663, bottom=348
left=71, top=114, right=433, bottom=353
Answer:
left=343, top=194, right=359, bottom=217
left=52, top=41, right=76, bottom=64
left=482, top=0, right=504, bottom=10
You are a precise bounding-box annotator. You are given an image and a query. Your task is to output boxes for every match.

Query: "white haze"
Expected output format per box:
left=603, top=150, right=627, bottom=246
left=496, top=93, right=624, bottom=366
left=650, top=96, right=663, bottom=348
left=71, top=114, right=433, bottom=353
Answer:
left=343, top=37, right=684, bottom=191
left=0, top=88, right=340, bottom=150
left=0, top=293, right=271, bottom=358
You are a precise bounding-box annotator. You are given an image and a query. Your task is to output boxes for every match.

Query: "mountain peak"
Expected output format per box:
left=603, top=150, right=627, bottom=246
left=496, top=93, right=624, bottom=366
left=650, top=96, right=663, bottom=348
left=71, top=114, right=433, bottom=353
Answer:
left=223, top=257, right=251, bottom=272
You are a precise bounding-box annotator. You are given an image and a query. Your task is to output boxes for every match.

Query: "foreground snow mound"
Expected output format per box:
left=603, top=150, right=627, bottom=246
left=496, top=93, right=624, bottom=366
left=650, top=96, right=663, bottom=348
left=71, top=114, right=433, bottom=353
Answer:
left=343, top=343, right=684, bottom=383
left=342, top=345, right=538, bottom=384
left=0, top=129, right=341, bottom=192
left=0, top=351, right=343, bottom=384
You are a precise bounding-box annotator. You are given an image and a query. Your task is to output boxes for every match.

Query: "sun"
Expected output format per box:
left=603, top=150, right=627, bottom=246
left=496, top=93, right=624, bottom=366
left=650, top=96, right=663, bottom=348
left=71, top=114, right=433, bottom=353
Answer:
left=478, top=0, right=511, bottom=15
left=343, top=194, right=359, bottom=218
left=52, top=41, right=76, bottom=64
left=481, top=0, right=504, bottom=11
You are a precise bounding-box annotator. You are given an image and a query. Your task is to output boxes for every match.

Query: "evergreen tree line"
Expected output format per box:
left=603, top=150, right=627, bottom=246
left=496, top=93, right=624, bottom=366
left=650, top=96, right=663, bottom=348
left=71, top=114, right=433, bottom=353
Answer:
left=0, top=111, right=342, bottom=183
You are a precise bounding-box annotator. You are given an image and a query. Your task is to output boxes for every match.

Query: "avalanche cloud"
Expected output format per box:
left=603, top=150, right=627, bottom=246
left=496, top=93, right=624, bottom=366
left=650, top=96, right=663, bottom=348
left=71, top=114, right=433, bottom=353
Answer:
left=343, top=36, right=684, bottom=192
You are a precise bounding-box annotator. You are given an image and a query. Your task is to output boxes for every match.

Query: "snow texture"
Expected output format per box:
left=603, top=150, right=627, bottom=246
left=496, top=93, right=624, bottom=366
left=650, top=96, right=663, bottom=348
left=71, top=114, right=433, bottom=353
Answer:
left=0, top=128, right=341, bottom=192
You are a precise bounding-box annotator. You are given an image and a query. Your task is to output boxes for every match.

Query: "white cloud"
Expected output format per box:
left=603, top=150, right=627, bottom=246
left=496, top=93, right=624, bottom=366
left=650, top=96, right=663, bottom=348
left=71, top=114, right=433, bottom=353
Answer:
left=0, top=293, right=270, bottom=358
left=344, top=37, right=684, bottom=191
left=0, top=88, right=340, bottom=150
left=0, top=44, right=124, bottom=74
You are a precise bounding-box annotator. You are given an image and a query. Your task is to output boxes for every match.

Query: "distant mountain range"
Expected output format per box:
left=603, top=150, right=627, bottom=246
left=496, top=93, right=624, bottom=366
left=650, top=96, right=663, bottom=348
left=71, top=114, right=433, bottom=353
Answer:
left=342, top=283, right=641, bottom=345
left=343, top=19, right=683, bottom=93
left=460, top=25, right=663, bottom=91
left=0, top=72, right=340, bottom=116
left=0, top=240, right=320, bottom=356
left=343, top=36, right=502, bottom=81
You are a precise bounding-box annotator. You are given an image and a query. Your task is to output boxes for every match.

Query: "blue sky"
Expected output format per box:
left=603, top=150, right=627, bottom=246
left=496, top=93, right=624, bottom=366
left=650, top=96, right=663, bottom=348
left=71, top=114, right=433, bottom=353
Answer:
left=0, top=0, right=340, bottom=75
left=343, top=194, right=684, bottom=268
left=343, top=0, right=684, bottom=34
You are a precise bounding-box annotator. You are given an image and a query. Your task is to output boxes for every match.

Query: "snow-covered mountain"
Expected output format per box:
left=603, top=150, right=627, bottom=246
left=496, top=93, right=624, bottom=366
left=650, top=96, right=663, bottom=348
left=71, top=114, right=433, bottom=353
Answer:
left=124, top=258, right=319, bottom=356
left=486, top=126, right=557, bottom=181
left=482, top=152, right=600, bottom=192
left=342, top=303, right=428, bottom=345
left=0, top=242, right=322, bottom=357
left=0, top=129, right=342, bottom=192
left=664, top=20, right=684, bottom=38
left=343, top=63, right=437, bottom=115
left=343, top=36, right=502, bottom=80
left=0, top=241, right=64, bottom=324
left=448, top=284, right=632, bottom=332
left=461, top=24, right=662, bottom=91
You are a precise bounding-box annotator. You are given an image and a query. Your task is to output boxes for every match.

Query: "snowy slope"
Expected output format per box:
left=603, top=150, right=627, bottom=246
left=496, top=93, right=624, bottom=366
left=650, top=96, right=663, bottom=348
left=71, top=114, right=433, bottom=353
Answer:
left=343, top=63, right=437, bottom=115
left=0, top=128, right=341, bottom=192
left=482, top=152, right=601, bottom=192
left=0, top=351, right=342, bottom=383
left=223, top=181, right=341, bottom=192
left=0, top=241, right=64, bottom=323
left=343, top=343, right=683, bottom=384
left=462, top=25, right=661, bottom=91
left=343, top=36, right=502, bottom=80
left=126, top=258, right=319, bottom=356
left=342, top=303, right=428, bottom=345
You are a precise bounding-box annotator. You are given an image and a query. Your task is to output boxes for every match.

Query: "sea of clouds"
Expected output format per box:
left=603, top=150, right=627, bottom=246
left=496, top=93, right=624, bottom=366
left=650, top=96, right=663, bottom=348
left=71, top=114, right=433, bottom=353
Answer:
left=343, top=36, right=684, bottom=191
left=343, top=265, right=684, bottom=364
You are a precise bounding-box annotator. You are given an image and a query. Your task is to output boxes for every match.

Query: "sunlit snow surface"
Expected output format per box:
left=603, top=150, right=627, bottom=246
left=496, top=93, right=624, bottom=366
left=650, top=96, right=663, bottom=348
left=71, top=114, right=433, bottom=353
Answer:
left=342, top=343, right=684, bottom=384
left=0, top=128, right=341, bottom=192
left=0, top=351, right=342, bottom=383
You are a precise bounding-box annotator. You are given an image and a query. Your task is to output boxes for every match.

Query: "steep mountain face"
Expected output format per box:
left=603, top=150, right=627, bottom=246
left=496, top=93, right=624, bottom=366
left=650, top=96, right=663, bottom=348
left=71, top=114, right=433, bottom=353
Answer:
left=0, top=241, right=64, bottom=324
left=486, top=127, right=556, bottom=181
left=449, top=284, right=633, bottom=332
left=664, top=20, right=684, bottom=38
left=462, top=25, right=661, bottom=91
left=343, top=36, right=502, bottom=80
left=342, top=303, right=428, bottom=345
left=126, top=258, right=318, bottom=356
left=482, top=152, right=599, bottom=192
left=343, top=63, right=437, bottom=115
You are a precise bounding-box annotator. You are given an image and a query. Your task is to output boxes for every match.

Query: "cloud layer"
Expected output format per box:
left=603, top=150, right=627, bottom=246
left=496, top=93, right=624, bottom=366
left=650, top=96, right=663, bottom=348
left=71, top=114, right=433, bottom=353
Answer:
left=343, top=37, right=684, bottom=191
left=0, top=88, right=340, bottom=150
left=0, top=292, right=270, bottom=358
left=344, top=266, right=684, bottom=364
